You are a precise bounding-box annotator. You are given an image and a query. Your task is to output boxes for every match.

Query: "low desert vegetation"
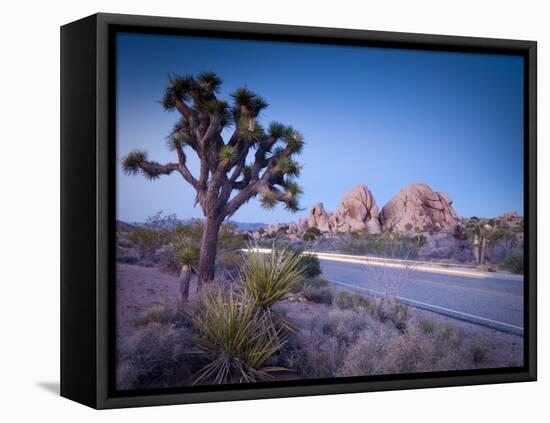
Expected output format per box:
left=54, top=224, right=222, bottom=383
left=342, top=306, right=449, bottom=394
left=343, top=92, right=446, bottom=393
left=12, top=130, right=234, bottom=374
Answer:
left=339, top=232, right=423, bottom=258
left=116, top=245, right=514, bottom=389
left=501, top=251, right=524, bottom=275
left=191, top=290, right=286, bottom=384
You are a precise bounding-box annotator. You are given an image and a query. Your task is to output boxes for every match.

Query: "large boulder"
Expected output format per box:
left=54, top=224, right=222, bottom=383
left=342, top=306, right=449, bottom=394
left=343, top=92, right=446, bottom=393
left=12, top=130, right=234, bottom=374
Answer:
left=331, top=184, right=381, bottom=234
left=380, top=183, right=459, bottom=232
left=307, top=203, right=331, bottom=232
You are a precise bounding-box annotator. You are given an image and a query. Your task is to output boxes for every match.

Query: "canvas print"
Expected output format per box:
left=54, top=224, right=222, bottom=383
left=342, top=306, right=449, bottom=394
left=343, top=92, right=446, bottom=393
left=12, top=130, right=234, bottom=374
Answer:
left=115, top=32, right=525, bottom=391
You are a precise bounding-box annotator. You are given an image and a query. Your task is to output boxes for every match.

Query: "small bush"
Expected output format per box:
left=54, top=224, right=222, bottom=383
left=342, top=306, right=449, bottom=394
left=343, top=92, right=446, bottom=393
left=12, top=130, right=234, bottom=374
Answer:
left=338, top=324, right=466, bottom=377
left=287, top=246, right=322, bottom=278
left=217, top=250, right=243, bottom=271
left=279, top=309, right=369, bottom=378
left=303, top=285, right=334, bottom=304
left=471, top=344, right=487, bottom=363
left=134, top=306, right=171, bottom=328
left=374, top=298, right=410, bottom=333
left=300, top=254, right=322, bottom=278
left=419, top=317, right=437, bottom=335
left=303, top=227, right=322, bottom=241
left=293, top=276, right=329, bottom=293
left=117, top=323, right=199, bottom=390
left=334, top=291, right=373, bottom=314
left=305, top=276, right=329, bottom=288
left=502, top=251, right=524, bottom=274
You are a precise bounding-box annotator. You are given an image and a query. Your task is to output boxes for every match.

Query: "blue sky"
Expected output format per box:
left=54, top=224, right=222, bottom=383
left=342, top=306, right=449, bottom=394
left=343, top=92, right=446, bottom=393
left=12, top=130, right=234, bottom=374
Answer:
left=116, top=32, right=524, bottom=224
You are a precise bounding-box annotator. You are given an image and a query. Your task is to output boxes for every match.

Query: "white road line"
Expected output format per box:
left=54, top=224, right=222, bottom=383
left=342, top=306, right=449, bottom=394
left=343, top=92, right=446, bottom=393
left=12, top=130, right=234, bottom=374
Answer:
left=327, top=278, right=524, bottom=335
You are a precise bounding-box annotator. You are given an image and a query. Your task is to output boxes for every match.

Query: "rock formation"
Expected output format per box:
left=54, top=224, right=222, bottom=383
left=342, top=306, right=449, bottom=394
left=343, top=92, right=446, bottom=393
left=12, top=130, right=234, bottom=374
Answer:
left=258, top=184, right=382, bottom=238
left=379, top=183, right=459, bottom=232
left=253, top=183, right=461, bottom=240
left=330, top=184, right=381, bottom=234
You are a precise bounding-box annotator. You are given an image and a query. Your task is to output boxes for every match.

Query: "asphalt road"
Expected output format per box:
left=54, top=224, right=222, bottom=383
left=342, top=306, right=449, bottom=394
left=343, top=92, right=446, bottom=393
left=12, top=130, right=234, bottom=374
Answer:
left=320, top=258, right=524, bottom=335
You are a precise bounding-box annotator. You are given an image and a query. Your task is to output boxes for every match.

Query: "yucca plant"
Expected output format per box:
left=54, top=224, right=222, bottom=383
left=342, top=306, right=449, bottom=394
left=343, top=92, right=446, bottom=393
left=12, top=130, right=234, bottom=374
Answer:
left=191, top=290, right=286, bottom=385
left=177, top=245, right=200, bottom=302
left=240, top=246, right=306, bottom=332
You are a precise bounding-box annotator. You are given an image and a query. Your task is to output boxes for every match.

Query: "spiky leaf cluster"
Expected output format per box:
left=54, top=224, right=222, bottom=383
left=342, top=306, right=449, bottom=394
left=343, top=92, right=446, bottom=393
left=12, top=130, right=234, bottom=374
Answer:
left=284, top=128, right=305, bottom=154
left=275, top=157, right=301, bottom=177
left=196, top=71, right=222, bottom=94
left=283, top=180, right=303, bottom=197
left=219, top=145, right=237, bottom=163
left=268, top=122, right=286, bottom=139
left=166, top=132, right=184, bottom=151
left=121, top=150, right=147, bottom=175
left=192, top=290, right=285, bottom=385
left=238, top=117, right=265, bottom=141
left=260, top=191, right=278, bottom=210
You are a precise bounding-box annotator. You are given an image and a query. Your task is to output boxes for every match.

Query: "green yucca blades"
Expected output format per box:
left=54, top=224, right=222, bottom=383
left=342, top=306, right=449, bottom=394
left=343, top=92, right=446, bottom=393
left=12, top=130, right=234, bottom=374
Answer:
left=191, top=290, right=287, bottom=385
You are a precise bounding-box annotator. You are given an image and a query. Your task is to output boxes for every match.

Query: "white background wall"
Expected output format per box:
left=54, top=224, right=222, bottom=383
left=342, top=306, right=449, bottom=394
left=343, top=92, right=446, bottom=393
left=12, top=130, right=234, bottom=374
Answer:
left=0, top=0, right=546, bottom=421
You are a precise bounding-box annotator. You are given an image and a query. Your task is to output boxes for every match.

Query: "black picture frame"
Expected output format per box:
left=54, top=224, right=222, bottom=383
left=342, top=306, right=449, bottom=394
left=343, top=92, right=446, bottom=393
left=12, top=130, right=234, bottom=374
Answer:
left=61, top=12, right=537, bottom=409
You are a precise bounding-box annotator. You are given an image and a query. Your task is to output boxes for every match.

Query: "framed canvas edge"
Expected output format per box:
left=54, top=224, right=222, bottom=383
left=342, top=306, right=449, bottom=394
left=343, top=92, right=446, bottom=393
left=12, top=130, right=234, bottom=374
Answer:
left=90, top=12, right=537, bottom=409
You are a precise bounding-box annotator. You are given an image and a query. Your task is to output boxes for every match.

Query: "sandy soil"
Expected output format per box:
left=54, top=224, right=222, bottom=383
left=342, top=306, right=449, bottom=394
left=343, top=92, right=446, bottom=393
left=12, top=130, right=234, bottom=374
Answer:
left=116, top=263, right=182, bottom=341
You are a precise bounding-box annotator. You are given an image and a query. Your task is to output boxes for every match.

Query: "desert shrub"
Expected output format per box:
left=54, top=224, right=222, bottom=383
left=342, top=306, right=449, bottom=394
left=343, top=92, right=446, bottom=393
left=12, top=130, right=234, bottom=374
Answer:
left=293, top=275, right=329, bottom=293
left=338, top=324, right=467, bottom=377
left=303, top=285, right=333, bottom=304
left=217, top=250, right=243, bottom=272
left=134, top=306, right=171, bottom=328
left=412, top=234, right=428, bottom=249
left=338, top=235, right=419, bottom=259
left=279, top=309, right=369, bottom=378
left=117, top=323, right=200, bottom=390
left=419, top=317, right=436, bottom=334
left=127, top=227, right=161, bottom=259
left=334, top=291, right=374, bottom=314
left=423, top=223, right=441, bottom=234
left=452, top=224, right=468, bottom=241
left=439, top=323, right=458, bottom=339
left=374, top=297, right=410, bottom=333
left=286, top=246, right=322, bottom=278
left=320, top=309, right=370, bottom=344
left=304, top=276, right=329, bottom=288
left=303, top=227, right=322, bottom=241
left=191, top=290, right=286, bottom=384
left=300, top=254, right=322, bottom=278
left=241, top=247, right=306, bottom=310
left=471, top=344, right=487, bottom=363
left=281, top=330, right=343, bottom=379
left=502, top=251, right=524, bottom=274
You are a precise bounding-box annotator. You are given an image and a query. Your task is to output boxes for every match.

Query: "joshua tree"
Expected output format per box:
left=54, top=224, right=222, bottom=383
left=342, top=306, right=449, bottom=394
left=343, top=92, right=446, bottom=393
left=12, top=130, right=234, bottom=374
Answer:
left=467, top=217, right=499, bottom=265
left=122, top=72, right=304, bottom=286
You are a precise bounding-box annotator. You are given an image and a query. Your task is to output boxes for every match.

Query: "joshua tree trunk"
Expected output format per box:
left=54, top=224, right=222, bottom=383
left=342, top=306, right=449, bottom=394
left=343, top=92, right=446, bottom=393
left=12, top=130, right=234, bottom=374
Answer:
left=480, top=237, right=487, bottom=265
left=179, top=265, right=192, bottom=301
left=197, top=216, right=223, bottom=287
left=472, top=234, right=481, bottom=264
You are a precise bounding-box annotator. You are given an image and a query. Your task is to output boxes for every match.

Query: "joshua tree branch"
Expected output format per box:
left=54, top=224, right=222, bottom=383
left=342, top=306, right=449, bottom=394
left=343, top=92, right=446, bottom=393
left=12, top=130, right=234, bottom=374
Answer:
left=138, top=160, right=179, bottom=179
left=174, top=99, right=198, bottom=128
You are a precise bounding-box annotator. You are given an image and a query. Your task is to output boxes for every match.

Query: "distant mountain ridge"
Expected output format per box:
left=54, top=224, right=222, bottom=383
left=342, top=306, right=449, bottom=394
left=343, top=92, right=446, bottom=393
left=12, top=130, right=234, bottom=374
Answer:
left=118, top=218, right=266, bottom=233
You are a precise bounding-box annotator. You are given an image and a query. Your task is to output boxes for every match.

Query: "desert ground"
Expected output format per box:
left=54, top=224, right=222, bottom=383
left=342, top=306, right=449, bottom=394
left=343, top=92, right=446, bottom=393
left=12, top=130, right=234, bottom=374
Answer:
left=116, top=261, right=523, bottom=390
